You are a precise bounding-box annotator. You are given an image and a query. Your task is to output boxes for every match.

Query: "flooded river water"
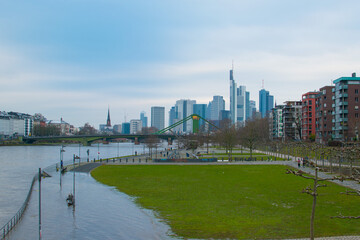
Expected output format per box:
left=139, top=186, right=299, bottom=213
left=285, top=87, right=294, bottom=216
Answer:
left=0, top=143, right=176, bottom=240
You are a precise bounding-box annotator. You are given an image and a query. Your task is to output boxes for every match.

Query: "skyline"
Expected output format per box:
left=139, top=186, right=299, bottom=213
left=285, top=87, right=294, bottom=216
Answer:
left=1, top=1, right=360, bottom=127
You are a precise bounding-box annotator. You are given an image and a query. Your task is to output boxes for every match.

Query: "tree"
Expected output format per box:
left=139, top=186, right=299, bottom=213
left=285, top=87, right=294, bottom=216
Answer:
left=287, top=168, right=339, bottom=240
left=77, top=123, right=97, bottom=135
left=144, top=135, right=160, bottom=159
left=239, top=118, right=269, bottom=158
left=214, top=119, right=237, bottom=161
left=32, top=124, right=61, bottom=136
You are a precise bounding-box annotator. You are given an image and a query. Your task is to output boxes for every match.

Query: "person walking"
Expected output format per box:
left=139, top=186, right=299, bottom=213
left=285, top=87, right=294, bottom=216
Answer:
left=297, top=158, right=301, bottom=168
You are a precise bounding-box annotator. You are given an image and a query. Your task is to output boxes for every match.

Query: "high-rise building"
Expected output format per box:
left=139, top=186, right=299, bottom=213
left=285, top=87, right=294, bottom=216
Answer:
left=315, top=86, right=334, bottom=144
left=282, top=101, right=302, bottom=141
left=269, top=105, right=284, bottom=140
left=302, top=92, right=318, bottom=140
left=151, top=106, right=165, bottom=131
left=332, top=73, right=360, bottom=141
left=245, top=91, right=250, bottom=120
left=237, top=86, right=246, bottom=123
left=113, top=124, right=122, bottom=133
left=171, top=99, right=196, bottom=133
left=208, top=96, right=225, bottom=121
left=193, top=104, right=207, bottom=128
left=130, top=119, right=142, bottom=134
left=230, top=68, right=237, bottom=124
left=259, top=89, right=274, bottom=118
left=169, top=106, right=177, bottom=127
left=140, top=111, right=148, bottom=128
left=249, top=100, right=256, bottom=119
left=121, top=122, right=130, bottom=134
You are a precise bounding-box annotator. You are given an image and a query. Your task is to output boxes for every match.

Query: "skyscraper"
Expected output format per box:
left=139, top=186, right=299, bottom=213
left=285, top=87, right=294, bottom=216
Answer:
left=208, top=96, right=225, bottom=121
left=259, top=89, right=274, bottom=118
left=245, top=91, right=250, bottom=120
left=151, top=106, right=165, bottom=131
left=237, top=85, right=246, bottom=123
left=229, top=67, right=237, bottom=124
left=193, top=103, right=207, bottom=128
left=140, top=111, right=148, bottom=128
left=171, top=99, right=196, bottom=133
left=249, top=100, right=256, bottom=119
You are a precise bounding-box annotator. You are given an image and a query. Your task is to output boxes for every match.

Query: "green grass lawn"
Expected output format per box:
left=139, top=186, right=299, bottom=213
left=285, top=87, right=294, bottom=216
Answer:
left=91, top=165, right=360, bottom=239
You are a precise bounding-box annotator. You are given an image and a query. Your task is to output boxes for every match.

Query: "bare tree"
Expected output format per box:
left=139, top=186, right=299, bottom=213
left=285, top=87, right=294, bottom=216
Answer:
left=287, top=168, right=339, bottom=240
left=239, top=118, right=269, bottom=158
left=214, top=119, right=237, bottom=161
left=144, top=135, right=160, bottom=159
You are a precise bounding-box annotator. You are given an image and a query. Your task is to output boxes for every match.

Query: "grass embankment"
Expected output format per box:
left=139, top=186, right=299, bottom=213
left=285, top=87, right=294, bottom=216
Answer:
left=91, top=165, right=360, bottom=239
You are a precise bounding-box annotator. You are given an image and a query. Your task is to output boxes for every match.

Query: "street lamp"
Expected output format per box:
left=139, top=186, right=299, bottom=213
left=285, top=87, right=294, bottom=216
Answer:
left=60, top=146, right=65, bottom=187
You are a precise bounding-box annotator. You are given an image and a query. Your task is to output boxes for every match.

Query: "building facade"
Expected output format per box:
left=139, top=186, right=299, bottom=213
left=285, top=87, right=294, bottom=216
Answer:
left=282, top=101, right=302, bottom=141
left=237, top=85, right=246, bottom=123
left=269, top=105, right=284, bottom=140
left=151, top=106, right=165, bottom=131
left=302, top=92, right=318, bottom=140
left=332, top=73, right=360, bottom=141
left=208, top=96, right=225, bottom=121
left=121, top=122, right=130, bottom=134
left=259, top=89, right=274, bottom=118
left=315, top=86, right=334, bottom=143
left=130, top=119, right=142, bottom=134
left=229, top=68, right=237, bottom=124
left=171, top=99, right=196, bottom=133
left=193, top=103, right=207, bottom=129
left=140, top=111, right=148, bottom=128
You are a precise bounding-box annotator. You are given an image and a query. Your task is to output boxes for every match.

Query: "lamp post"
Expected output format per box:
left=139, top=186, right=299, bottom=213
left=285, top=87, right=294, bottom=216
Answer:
left=60, top=146, right=65, bottom=187
left=97, top=142, right=100, bottom=161
left=39, top=168, right=42, bottom=240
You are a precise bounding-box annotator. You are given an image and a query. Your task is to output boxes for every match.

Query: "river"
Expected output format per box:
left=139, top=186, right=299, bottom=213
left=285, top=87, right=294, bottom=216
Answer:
left=0, top=143, right=176, bottom=240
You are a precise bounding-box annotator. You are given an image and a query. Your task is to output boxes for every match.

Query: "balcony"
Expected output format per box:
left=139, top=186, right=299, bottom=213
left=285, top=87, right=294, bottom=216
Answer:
left=339, top=109, right=348, bottom=114
left=340, top=85, right=348, bottom=90
left=339, top=102, right=348, bottom=106
left=332, top=96, right=336, bottom=100
left=340, top=93, right=348, bottom=98
left=332, top=104, right=335, bottom=108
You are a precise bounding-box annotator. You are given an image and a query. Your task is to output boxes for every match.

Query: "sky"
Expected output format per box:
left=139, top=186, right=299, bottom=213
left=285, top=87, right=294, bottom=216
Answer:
left=1, top=0, right=360, bottom=128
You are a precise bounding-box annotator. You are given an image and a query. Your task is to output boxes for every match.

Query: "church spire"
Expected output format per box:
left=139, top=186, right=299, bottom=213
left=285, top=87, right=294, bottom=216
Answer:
left=106, top=106, right=111, bottom=127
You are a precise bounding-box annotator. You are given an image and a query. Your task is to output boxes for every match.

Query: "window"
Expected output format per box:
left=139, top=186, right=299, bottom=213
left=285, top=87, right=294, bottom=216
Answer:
left=324, top=103, right=327, bottom=108
left=356, top=113, right=359, bottom=118
left=356, top=97, right=359, bottom=103
left=356, top=89, right=359, bottom=94
left=356, top=106, right=359, bottom=110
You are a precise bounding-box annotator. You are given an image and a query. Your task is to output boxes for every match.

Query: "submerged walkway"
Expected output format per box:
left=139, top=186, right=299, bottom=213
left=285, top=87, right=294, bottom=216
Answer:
left=72, top=163, right=102, bottom=173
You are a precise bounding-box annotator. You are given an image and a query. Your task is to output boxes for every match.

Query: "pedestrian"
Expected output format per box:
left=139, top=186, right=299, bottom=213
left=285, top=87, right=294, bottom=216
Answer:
left=297, top=158, right=301, bottom=168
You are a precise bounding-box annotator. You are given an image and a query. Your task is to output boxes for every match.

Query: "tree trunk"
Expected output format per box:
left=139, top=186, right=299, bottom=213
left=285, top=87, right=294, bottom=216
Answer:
left=310, top=168, right=318, bottom=240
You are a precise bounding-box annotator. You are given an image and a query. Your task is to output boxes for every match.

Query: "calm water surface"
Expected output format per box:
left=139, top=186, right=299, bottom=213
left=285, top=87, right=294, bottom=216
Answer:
left=0, top=143, right=176, bottom=240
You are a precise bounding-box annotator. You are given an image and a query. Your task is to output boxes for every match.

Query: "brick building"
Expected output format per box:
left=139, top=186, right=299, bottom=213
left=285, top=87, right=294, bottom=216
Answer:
left=302, top=92, right=318, bottom=140
left=315, top=86, right=334, bottom=143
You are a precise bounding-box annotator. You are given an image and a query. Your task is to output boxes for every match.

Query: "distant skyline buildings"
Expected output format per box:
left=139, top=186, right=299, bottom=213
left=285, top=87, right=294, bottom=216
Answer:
left=208, top=96, right=225, bottom=121
left=259, top=89, right=274, bottom=118
left=140, top=111, right=148, bottom=128
left=229, top=68, right=237, bottom=125
left=171, top=99, right=196, bottom=133
left=151, top=106, right=165, bottom=131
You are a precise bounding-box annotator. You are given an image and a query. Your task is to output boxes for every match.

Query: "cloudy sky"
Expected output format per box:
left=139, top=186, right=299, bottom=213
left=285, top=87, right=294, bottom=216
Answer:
left=1, top=0, right=360, bottom=128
